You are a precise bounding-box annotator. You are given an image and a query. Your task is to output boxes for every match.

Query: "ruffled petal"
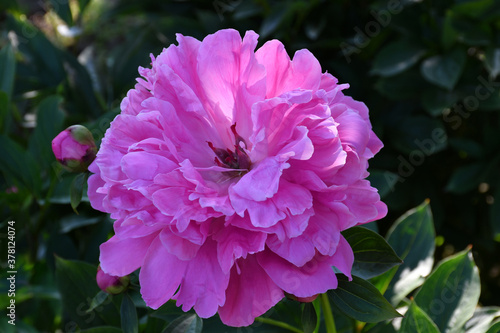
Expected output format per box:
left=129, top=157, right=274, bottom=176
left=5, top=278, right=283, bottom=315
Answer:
left=218, top=256, right=284, bottom=326
left=99, top=231, right=159, bottom=276
left=173, top=240, right=230, bottom=318
left=140, top=236, right=187, bottom=309
left=257, top=250, right=338, bottom=298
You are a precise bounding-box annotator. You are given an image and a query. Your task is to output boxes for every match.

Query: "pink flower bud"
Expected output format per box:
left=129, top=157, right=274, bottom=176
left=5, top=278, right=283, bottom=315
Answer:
left=96, top=265, right=130, bottom=294
left=52, top=125, right=97, bottom=172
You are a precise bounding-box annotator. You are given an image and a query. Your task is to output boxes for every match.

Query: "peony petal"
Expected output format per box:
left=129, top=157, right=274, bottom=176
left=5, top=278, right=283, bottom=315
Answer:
left=330, top=235, right=354, bottom=280
left=99, top=231, right=159, bottom=276
left=160, top=228, right=201, bottom=260
left=140, top=236, right=187, bottom=309
left=121, top=151, right=178, bottom=181
left=231, top=156, right=289, bottom=201
left=257, top=250, right=338, bottom=298
left=218, top=256, right=284, bottom=326
left=173, top=240, right=230, bottom=318
left=214, top=225, right=267, bottom=273
left=255, top=40, right=322, bottom=98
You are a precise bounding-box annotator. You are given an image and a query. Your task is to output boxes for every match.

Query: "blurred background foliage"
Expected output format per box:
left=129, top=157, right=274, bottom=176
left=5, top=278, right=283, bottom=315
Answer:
left=1, top=0, right=500, bottom=331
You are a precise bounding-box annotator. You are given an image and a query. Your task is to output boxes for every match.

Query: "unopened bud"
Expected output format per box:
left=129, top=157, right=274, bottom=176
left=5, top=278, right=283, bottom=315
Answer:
left=96, top=265, right=130, bottom=294
left=52, top=125, right=97, bottom=172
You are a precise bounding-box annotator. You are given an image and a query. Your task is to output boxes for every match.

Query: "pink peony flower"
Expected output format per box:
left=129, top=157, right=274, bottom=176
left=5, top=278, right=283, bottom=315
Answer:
left=88, top=29, right=387, bottom=326
left=52, top=125, right=97, bottom=172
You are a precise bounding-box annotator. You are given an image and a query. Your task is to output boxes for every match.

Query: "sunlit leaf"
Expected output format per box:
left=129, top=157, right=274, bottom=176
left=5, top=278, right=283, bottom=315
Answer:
left=414, top=249, right=480, bottom=333
left=383, top=201, right=435, bottom=305
left=343, top=227, right=402, bottom=279
left=162, top=314, right=203, bottom=333
left=328, top=275, right=401, bottom=323
left=400, top=302, right=440, bottom=333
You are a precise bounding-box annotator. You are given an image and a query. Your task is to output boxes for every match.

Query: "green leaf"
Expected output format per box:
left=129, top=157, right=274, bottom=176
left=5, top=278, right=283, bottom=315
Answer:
left=301, top=302, right=317, bottom=333
left=485, top=321, right=500, bottom=333
left=383, top=201, right=435, bottom=305
left=78, top=0, right=92, bottom=13
left=328, top=275, right=401, bottom=323
left=451, top=0, right=496, bottom=19
left=0, top=91, right=9, bottom=134
left=371, top=40, right=425, bottom=77
left=422, top=89, right=459, bottom=117
left=28, top=95, right=65, bottom=171
left=421, top=48, right=466, bottom=90
left=55, top=257, right=120, bottom=328
left=121, top=293, right=139, bottom=333
left=342, top=227, right=402, bottom=279
left=87, top=291, right=111, bottom=313
left=71, top=172, right=88, bottom=213
left=162, top=314, right=203, bottom=333
left=485, top=47, right=500, bottom=79
left=445, top=163, right=486, bottom=194
left=414, top=249, right=480, bottom=333
left=0, top=43, right=16, bottom=98
left=0, top=135, right=42, bottom=198
left=463, top=306, right=500, bottom=333
left=49, top=0, right=73, bottom=25
left=6, top=14, right=66, bottom=87
left=400, top=302, right=440, bottom=333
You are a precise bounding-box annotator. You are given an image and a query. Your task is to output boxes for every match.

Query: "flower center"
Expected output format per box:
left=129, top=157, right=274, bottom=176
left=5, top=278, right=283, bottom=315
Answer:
left=207, top=124, right=251, bottom=172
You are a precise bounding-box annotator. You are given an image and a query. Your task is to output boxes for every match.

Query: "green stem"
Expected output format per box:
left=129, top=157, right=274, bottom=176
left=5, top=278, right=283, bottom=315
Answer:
left=320, top=293, right=337, bottom=333
left=255, top=317, right=303, bottom=333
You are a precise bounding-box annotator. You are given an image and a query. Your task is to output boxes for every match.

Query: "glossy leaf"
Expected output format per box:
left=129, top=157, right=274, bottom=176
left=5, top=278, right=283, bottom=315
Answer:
left=87, top=291, right=111, bottom=314
left=462, top=306, right=500, bottom=333
left=421, top=48, right=466, bottom=90
left=485, top=47, right=500, bottom=79
left=485, top=322, right=500, bottom=333
left=328, top=275, right=401, bottom=323
left=121, top=293, right=139, bottom=333
left=371, top=40, right=425, bottom=77
left=55, top=257, right=120, bottom=328
left=71, top=172, right=88, bottom=213
left=400, top=302, right=440, bottom=333
left=342, top=227, right=402, bottom=279
left=445, top=163, right=486, bottom=194
left=383, top=201, right=435, bottom=305
left=414, top=249, right=480, bottom=333
left=163, top=314, right=203, bottom=333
